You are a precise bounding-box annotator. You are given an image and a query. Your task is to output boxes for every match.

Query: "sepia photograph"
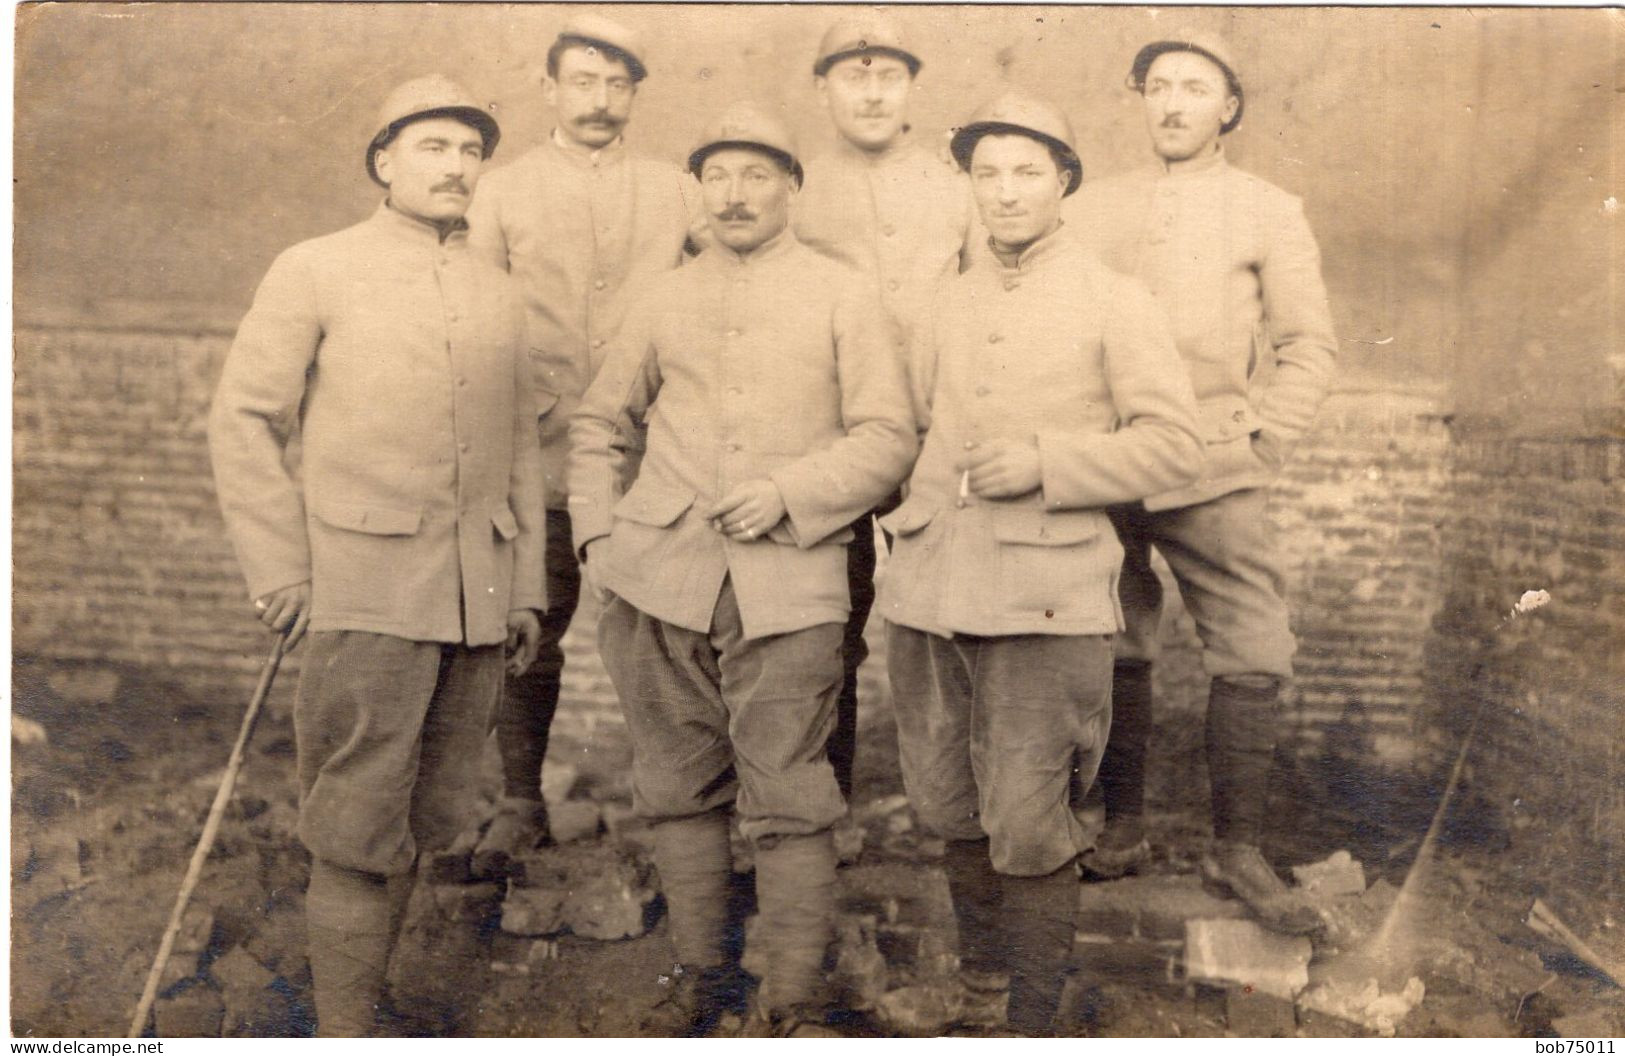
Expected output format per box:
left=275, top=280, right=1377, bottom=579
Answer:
left=9, top=1, right=1623, bottom=1041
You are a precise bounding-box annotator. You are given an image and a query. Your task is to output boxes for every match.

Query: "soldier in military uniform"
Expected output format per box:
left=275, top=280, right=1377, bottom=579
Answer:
left=568, top=103, right=916, bottom=1035
left=1069, top=35, right=1338, bottom=934
left=879, top=90, right=1202, bottom=1036
left=794, top=15, right=976, bottom=798
left=466, top=15, right=694, bottom=868
left=208, top=77, right=545, bottom=1036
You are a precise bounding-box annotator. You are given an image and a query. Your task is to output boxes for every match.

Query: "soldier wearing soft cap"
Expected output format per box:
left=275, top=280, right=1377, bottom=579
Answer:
left=466, top=13, right=695, bottom=870
left=793, top=13, right=977, bottom=802
left=879, top=89, right=1202, bottom=1035
left=1069, top=34, right=1337, bottom=936
left=568, top=101, right=916, bottom=1035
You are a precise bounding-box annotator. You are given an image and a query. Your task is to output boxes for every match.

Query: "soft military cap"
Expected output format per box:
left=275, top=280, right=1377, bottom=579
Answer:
left=687, top=101, right=804, bottom=185
left=813, top=14, right=922, bottom=78
left=366, top=75, right=500, bottom=187
left=950, top=89, right=1082, bottom=197
left=556, top=13, right=649, bottom=83
left=1129, top=33, right=1245, bottom=134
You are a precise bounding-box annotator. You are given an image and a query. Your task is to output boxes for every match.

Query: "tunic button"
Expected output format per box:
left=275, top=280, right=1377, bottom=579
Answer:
left=887, top=279, right=901, bottom=292
left=459, top=442, right=470, bottom=453
left=457, top=377, right=468, bottom=388
left=593, top=279, right=607, bottom=291
left=988, top=332, right=1004, bottom=344
left=448, top=312, right=460, bottom=322
left=881, top=223, right=897, bottom=237
left=975, top=385, right=991, bottom=397
left=955, top=499, right=967, bottom=509
left=726, top=386, right=743, bottom=396
left=726, top=328, right=742, bottom=338
left=726, top=442, right=741, bottom=452
left=591, top=338, right=606, bottom=349
left=1004, top=278, right=1020, bottom=291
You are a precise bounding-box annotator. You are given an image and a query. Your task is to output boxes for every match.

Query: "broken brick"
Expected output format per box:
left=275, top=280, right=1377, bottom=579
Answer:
left=564, top=877, right=655, bottom=941
left=174, top=904, right=217, bottom=955
left=501, top=885, right=569, bottom=937
left=540, top=762, right=580, bottom=807
left=1184, top=918, right=1312, bottom=1000
left=210, top=944, right=275, bottom=999
left=830, top=914, right=889, bottom=1010
left=1291, top=851, right=1367, bottom=897
left=1072, top=935, right=1183, bottom=987
left=1077, top=874, right=1247, bottom=941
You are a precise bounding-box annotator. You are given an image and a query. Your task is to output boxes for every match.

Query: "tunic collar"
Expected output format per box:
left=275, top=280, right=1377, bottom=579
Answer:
left=833, top=129, right=920, bottom=169
left=704, top=224, right=798, bottom=268
left=1157, top=141, right=1228, bottom=180
left=550, top=127, right=627, bottom=167
left=375, top=200, right=469, bottom=246
left=985, top=219, right=1072, bottom=273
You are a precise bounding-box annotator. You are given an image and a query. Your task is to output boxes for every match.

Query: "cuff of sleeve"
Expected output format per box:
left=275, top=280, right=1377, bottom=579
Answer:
left=1035, top=431, right=1086, bottom=511
left=768, top=467, right=845, bottom=549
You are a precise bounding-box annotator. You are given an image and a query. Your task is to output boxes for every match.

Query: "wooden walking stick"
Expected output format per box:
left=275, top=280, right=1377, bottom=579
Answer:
left=127, top=632, right=289, bottom=1038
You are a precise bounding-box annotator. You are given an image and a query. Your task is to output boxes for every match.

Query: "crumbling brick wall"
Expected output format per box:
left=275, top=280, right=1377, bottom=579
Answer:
left=13, top=325, right=1622, bottom=928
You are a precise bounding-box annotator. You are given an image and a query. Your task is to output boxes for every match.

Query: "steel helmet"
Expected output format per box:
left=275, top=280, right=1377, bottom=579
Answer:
left=813, top=14, right=921, bottom=78
left=950, top=89, right=1082, bottom=197
left=687, top=101, right=803, bottom=185
left=1129, top=33, right=1245, bottom=134
left=365, top=75, right=500, bottom=187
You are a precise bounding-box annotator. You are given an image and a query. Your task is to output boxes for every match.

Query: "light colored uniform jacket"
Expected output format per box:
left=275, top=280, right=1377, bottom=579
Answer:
left=878, top=226, right=1202, bottom=638
left=1067, top=147, right=1337, bottom=511
left=568, top=230, right=918, bottom=641
left=466, top=134, right=694, bottom=508
left=794, top=135, right=974, bottom=338
left=208, top=204, right=547, bottom=647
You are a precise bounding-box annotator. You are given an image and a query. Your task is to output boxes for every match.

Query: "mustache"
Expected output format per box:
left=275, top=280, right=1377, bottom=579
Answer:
left=1159, top=116, right=1187, bottom=129
left=715, top=205, right=757, bottom=222
left=575, top=111, right=623, bottom=127
left=431, top=178, right=470, bottom=195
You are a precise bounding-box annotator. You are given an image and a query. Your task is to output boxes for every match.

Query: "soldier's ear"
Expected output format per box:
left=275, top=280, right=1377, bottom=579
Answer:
left=1222, top=94, right=1240, bottom=129
left=814, top=76, right=830, bottom=109
left=372, top=147, right=394, bottom=188
left=542, top=76, right=559, bottom=110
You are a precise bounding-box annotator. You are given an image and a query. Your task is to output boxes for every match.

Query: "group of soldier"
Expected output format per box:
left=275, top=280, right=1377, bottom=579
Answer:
left=207, top=10, right=1337, bottom=1039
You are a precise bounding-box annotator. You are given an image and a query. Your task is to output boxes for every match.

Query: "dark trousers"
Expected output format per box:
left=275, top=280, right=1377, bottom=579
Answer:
left=496, top=508, right=581, bottom=800
left=831, top=513, right=879, bottom=799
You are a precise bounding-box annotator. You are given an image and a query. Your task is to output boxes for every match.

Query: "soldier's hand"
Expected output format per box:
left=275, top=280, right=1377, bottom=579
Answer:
left=506, top=608, right=542, bottom=677
left=254, top=582, right=311, bottom=649
left=956, top=438, right=1042, bottom=499
left=706, top=480, right=787, bottom=542
left=581, top=540, right=609, bottom=602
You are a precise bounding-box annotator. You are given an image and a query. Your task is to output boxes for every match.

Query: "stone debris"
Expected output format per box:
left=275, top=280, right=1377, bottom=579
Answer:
left=1297, top=974, right=1425, bottom=1037
left=549, top=799, right=604, bottom=845
left=854, top=795, right=912, bottom=826
left=1185, top=918, right=1313, bottom=1000
left=210, top=943, right=275, bottom=997
left=1291, top=850, right=1367, bottom=897
left=833, top=820, right=866, bottom=865
left=1078, top=874, right=1248, bottom=942
left=432, top=881, right=503, bottom=923
left=427, top=826, right=482, bottom=884
left=12, top=714, right=49, bottom=746
left=874, top=979, right=1006, bottom=1036
left=563, top=876, right=656, bottom=941
left=501, top=885, right=569, bottom=937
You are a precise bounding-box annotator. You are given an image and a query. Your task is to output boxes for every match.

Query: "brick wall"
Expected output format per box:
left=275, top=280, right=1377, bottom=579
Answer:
left=13, top=324, right=1622, bottom=920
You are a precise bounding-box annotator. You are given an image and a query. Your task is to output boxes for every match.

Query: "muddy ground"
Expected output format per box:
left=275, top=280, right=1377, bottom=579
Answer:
left=10, top=646, right=1622, bottom=1039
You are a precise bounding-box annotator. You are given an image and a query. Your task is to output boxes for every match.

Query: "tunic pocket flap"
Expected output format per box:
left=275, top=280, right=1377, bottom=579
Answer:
left=1197, top=399, right=1260, bottom=443
left=311, top=497, right=423, bottom=537
left=532, top=379, right=562, bottom=418
left=878, top=501, right=938, bottom=538
left=613, top=483, right=696, bottom=528
left=992, top=508, right=1100, bottom=547
left=491, top=503, right=520, bottom=541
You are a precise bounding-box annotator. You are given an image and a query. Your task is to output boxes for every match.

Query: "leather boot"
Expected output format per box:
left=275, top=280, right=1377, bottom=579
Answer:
left=1202, top=677, right=1321, bottom=935
left=751, top=831, right=837, bottom=1017
left=306, top=861, right=396, bottom=1038
left=1082, top=661, right=1154, bottom=880
left=1001, top=864, right=1080, bottom=1037
left=471, top=796, right=551, bottom=879
left=942, top=838, right=1007, bottom=984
